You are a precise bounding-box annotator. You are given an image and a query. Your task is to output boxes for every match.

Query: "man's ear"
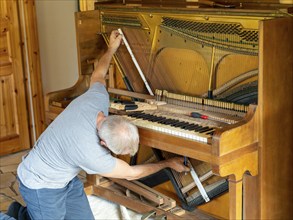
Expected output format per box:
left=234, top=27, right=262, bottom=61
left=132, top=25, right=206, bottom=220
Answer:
left=96, top=111, right=106, bottom=128
left=100, top=140, right=107, bottom=147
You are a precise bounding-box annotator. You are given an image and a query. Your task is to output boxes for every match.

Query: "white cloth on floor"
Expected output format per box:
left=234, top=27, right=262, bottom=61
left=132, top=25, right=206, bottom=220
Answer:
left=88, top=195, right=143, bottom=220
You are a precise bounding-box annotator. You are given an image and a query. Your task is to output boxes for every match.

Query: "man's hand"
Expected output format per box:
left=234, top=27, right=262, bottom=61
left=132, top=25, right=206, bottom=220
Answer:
left=166, top=157, right=190, bottom=173
left=108, top=30, right=122, bottom=54
left=90, top=30, right=123, bottom=86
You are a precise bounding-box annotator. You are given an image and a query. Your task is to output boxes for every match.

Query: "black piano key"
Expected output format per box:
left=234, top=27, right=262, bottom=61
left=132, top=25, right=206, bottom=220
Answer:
left=185, top=126, right=197, bottom=131
left=146, top=115, right=161, bottom=121
left=187, top=124, right=201, bottom=131
left=164, top=119, right=179, bottom=125
left=206, top=131, right=215, bottom=135
left=144, top=115, right=158, bottom=121
left=183, top=124, right=199, bottom=130
left=181, top=123, right=194, bottom=129
left=140, top=114, right=152, bottom=120
left=135, top=113, right=148, bottom=118
left=159, top=118, right=172, bottom=124
left=128, top=112, right=143, bottom=118
left=196, top=126, right=210, bottom=132
left=193, top=126, right=204, bottom=132
left=128, top=112, right=138, bottom=116
left=153, top=116, right=167, bottom=122
left=177, top=122, right=191, bottom=128
left=198, top=127, right=214, bottom=133
left=151, top=116, right=166, bottom=122
left=172, top=121, right=187, bottom=127
left=158, top=118, right=170, bottom=123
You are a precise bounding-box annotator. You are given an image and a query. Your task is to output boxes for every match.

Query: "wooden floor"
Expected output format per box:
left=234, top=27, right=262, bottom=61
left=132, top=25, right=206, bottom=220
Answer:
left=0, top=150, right=28, bottom=213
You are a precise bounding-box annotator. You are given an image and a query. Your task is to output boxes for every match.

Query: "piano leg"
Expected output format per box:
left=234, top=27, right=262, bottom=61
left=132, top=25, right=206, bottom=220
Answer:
left=213, top=150, right=258, bottom=219
left=228, top=177, right=243, bottom=220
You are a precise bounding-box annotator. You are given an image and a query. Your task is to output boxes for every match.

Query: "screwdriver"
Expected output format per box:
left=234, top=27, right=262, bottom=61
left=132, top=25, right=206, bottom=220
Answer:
left=189, top=112, right=209, bottom=120
left=190, top=112, right=232, bottom=124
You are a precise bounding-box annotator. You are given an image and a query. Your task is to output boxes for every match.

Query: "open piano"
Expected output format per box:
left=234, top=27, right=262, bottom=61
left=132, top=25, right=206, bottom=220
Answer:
left=45, top=2, right=293, bottom=219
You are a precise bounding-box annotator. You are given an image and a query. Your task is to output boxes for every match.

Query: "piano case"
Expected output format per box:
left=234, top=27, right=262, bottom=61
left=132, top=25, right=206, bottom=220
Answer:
left=45, top=2, right=293, bottom=219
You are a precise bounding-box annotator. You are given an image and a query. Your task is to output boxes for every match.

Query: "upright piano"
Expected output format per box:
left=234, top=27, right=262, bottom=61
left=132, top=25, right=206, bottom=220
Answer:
left=45, top=2, right=293, bottom=219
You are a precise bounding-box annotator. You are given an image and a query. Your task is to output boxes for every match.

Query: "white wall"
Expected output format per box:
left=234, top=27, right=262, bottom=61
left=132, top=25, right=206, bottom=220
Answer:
left=35, top=0, right=79, bottom=95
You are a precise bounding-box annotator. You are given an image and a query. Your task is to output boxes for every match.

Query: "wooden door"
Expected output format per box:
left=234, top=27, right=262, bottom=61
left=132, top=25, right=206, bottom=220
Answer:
left=0, top=0, right=30, bottom=155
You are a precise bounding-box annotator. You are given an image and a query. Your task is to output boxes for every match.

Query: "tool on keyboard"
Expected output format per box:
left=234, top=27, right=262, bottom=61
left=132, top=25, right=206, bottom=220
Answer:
left=189, top=112, right=209, bottom=120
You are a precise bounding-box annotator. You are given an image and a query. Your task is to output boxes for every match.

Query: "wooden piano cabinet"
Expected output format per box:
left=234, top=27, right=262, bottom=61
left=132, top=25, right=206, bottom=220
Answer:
left=257, top=17, right=293, bottom=219
left=138, top=106, right=258, bottom=219
left=224, top=16, right=293, bottom=220
left=45, top=6, right=292, bottom=220
left=212, top=106, right=258, bottom=219
left=138, top=103, right=258, bottom=219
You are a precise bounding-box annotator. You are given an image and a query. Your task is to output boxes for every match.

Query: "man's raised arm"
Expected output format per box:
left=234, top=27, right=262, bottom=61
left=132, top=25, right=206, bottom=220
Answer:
left=90, top=30, right=122, bottom=86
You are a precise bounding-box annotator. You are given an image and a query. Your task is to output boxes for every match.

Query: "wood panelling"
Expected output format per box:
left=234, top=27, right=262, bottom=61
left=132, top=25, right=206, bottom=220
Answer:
left=0, top=76, right=18, bottom=139
left=0, top=0, right=30, bottom=155
left=0, top=0, right=44, bottom=155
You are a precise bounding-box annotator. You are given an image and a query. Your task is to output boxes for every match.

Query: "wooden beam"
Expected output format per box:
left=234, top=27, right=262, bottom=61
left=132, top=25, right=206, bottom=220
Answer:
left=110, top=178, right=165, bottom=205
left=108, top=88, right=154, bottom=100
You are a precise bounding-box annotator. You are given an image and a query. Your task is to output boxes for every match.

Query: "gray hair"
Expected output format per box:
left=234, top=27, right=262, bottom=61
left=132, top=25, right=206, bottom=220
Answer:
left=98, top=115, right=139, bottom=156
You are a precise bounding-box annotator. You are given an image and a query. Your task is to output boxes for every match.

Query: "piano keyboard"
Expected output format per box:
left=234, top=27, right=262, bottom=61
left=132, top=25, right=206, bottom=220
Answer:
left=124, top=112, right=216, bottom=143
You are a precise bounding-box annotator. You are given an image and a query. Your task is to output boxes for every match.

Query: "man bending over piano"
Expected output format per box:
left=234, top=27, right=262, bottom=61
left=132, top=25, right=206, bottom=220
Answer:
left=10, top=30, right=190, bottom=220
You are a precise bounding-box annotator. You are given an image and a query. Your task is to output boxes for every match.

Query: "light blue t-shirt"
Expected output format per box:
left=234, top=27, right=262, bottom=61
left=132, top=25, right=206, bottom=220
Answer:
left=17, top=82, right=116, bottom=189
